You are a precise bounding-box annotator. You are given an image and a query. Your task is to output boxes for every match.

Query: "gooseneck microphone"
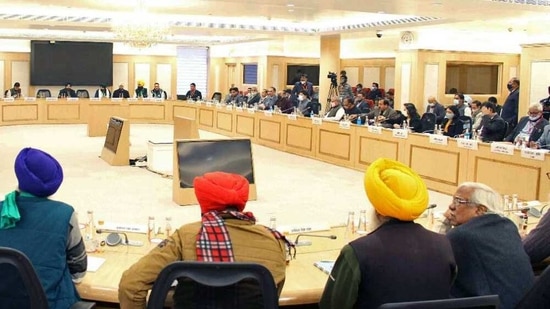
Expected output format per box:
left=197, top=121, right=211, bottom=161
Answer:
left=96, top=229, right=144, bottom=247
left=294, top=234, right=337, bottom=247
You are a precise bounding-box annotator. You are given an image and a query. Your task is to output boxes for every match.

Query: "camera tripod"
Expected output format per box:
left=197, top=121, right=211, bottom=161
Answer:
left=325, top=83, right=339, bottom=113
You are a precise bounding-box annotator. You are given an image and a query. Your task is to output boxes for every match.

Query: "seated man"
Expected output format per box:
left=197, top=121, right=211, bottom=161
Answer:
left=150, top=82, right=167, bottom=99
left=247, top=86, right=260, bottom=106
left=119, top=172, right=290, bottom=308
left=342, top=97, right=362, bottom=124
left=479, top=101, right=507, bottom=142
left=185, top=83, right=202, bottom=101
left=93, top=84, right=111, bottom=98
left=225, top=86, right=244, bottom=106
left=112, top=83, right=130, bottom=98
left=58, top=82, right=77, bottom=98
left=445, top=182, right=534, bottom=309
left=471, top=100, right=483, bottom=131
left=276, top=89, right=295, bottom=114
left=0, top=148, right=87, bottom=309
left=504, top=102, right=548, bottom=144
left=134, top=80, right=148, bottom=98
left=366, top=98, right=397, bottom=126
left=6, top=82, right=22, bottom=98
left=324, top=96, right=345, bottom=121
left=354, top=93, right=370, bottom=113
left=320, top=158, right=457, bottom=309
left=523, top=209, right=550, bottom=264
left=426, top=96, right=446, bottom=125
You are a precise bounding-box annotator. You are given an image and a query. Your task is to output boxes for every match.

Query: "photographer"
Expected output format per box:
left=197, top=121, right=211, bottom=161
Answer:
left=540, top=86, right=550, bottom=120
left=291, top=74, right=313, bottom=107
left=338, top=75, right=353, bottom=101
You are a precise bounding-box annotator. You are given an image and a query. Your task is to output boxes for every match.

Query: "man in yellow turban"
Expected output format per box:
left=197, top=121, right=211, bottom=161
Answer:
left=320, top=158, right=457, bottom=309
left=134, top=80, right=148, bottom=98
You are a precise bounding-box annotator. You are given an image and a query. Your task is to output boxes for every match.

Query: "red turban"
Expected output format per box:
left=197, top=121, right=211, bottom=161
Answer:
left=194, top=172, right=249, bottom=213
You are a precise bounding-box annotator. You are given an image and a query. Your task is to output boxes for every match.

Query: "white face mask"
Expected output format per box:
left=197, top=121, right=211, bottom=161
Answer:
left=529, top=115, right=540, bottom=121
left=298, top=95, right=305, bottom=101
left=453, top=99, right=459, bottom=105
left=301, top=81, right=306, bottom=85
left=428, top=102, right=435, bottom=107
left=445, top=112, right=454, bottom=119
left=331, top=102, right=337, bottom=107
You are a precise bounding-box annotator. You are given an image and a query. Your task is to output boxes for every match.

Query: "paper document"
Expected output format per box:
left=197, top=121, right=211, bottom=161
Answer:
left=87, top=256, right=106, bottom=272
left=314, top=260, right=335, bottom=274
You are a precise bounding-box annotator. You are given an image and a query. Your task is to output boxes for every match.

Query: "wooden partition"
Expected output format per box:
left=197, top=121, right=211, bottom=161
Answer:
left=100, top=117, right=130, bottom=166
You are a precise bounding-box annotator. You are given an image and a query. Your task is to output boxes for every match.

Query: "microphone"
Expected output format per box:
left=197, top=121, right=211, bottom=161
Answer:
left=294, top=234, right=337, bottom=247
left=280, top=106, right=296, bottom=113
left=96, top=229, right=143, bottom=247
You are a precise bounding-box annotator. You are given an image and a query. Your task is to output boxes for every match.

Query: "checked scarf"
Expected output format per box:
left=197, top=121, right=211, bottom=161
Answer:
left=196, top=210, right=294, bottom=262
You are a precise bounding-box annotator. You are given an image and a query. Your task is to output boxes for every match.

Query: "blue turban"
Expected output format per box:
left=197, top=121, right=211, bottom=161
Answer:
left=14, top=148, right=63, bottom=197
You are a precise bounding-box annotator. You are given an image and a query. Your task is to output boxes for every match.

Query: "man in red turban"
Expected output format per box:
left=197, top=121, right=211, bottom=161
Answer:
left=119, top=172, right=291, bottom=309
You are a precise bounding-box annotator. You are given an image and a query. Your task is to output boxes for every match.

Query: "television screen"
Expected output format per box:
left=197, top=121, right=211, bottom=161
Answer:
left=287, top=65, right=320, bottom=85
left=104, top=117, right=124, bottom=153
left=30, top=40, right=113, bottom=86
left=176, top=139, right=255, bottom=188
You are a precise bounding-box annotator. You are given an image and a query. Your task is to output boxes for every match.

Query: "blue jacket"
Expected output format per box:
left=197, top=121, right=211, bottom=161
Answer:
left=0, top=196, right=80, bottom=309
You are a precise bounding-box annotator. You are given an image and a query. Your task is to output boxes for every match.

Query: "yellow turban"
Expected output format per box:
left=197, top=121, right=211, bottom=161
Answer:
left=364, top=158, right=428, bottom=221
left=137, top=80, right=144, bottom=87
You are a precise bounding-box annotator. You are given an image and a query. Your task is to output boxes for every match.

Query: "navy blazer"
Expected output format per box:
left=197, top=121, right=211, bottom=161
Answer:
left=504, top=116, right=549, bottom=143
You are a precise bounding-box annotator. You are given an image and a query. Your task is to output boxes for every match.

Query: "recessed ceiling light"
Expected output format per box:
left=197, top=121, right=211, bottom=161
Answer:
left=288, top=9, right=294, bottom=12
left=287, top=3, right=295, bottom=7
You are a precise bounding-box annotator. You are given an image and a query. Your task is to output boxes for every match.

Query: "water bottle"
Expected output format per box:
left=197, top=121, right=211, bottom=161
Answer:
left=269, top=216, right=277, bottom=230
left=345, top=211, right=356, bottom=238
left=85, top=210, right=97, bottom=252
left=165, top=216, right=172, bottom=237
left=357, top=116, right=362, bottom=126
left=357, top=210, right=367, bottom=233
left=402, top=120, right=407, bottom=129
left=147, top=216, right=156, bottom=241
left=464, top=131, right=471, bottom=140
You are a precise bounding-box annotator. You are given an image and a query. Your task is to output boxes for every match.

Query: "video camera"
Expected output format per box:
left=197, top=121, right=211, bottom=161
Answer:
left=327, top=72, right=338, bottom=87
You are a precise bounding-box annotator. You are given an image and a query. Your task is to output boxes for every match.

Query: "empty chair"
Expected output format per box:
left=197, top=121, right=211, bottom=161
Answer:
left=76, top=89, right=89, bottom=98
left=36, top=89, right=51, bottom=98
left=377, top=295, right=500, bottom=309
left=211, top=92, right=222, bottom=102
left=147, top=261, right=279, bottom=309
left=421, top=112, right=437, bottom=133
left=458, top=115, right=473, bottom=137
left=0, top=246, right=95, bottom=309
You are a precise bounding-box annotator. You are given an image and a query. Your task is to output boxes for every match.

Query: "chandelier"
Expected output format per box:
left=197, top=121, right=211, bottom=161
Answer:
left=111, top=1, right=170, bottom=48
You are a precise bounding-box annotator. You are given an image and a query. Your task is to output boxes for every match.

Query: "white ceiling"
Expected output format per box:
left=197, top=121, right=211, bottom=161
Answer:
left=1, top=0, right=550, bottom=46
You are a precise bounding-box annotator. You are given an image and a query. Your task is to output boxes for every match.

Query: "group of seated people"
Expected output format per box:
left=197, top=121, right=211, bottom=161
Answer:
left=1, top=148, right=549, bottom=309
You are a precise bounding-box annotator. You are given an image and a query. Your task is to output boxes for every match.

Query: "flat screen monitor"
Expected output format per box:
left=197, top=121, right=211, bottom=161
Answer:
left=104, top=117, right=124, bottom=153
left=176, top=139, right=254, bottom=189
left=287, top=65, right=320, bottom=85
left=30, top=40, right=113, bottom=86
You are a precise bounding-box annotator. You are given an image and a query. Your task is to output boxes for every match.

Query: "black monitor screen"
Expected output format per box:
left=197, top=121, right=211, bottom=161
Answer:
left=176, top=139, right=255, bottom=188
left=287, top=65, right=320, bottom=85
left=30, top=40, right=113, bottom=86
left=104, top=118, right=123, bottom=153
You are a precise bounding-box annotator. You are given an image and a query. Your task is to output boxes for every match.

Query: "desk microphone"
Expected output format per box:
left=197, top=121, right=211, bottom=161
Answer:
left=294, top=234, right=337, bottom=247
left=280, top=106, right=297, bottom=113
left=96, top=229, right=143, bottom=247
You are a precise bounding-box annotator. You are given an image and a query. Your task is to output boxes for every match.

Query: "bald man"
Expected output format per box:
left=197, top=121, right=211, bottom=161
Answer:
left=425, top=96, right=446, bottom=124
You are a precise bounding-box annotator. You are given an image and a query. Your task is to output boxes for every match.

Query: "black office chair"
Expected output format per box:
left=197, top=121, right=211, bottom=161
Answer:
left=420, top=112, right=437, bottom=133
left=211, top=92, right=222, bottom=102
left=377, top=295, right=500, bottom=309
left=147, top=261, right=279, bottom=309
left=36, top=89, right=51, bottom=98
left=0, top=246, right=95, bottom=309
left=76, top=89, right=89, bottom=98
left=516, top=262, right=550, bottom=308
left=458, top=115, right=473, bottom=136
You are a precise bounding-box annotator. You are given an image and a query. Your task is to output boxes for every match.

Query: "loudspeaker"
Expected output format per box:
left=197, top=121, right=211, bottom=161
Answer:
left=105, top=233, right=122, bottom=246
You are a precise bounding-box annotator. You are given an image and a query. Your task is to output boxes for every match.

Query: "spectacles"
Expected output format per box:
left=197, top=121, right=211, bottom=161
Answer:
left=528, top=112, right=541, bottom=116
left=452, top=197, right=473, bottom=207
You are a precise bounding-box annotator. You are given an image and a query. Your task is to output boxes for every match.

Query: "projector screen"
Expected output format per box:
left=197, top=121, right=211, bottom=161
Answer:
left=176, top=139, right=255, bottom=188
left=104, top=117, right=124, bottom=153
left=30, top=40, right=113, bottom=86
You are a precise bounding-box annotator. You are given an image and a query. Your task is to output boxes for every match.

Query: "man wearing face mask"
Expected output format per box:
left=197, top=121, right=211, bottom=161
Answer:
left=366, top=82, right=382, bottom=101
left=479, top=102, right=507, bottom=142
left=338, top=76, right=353, bottom=101
left=324, top=96, right=346, bottom=121
left=291, top=74, right=313, bottom=107
left=504, top=102, right=548, bottom=144
left=501, top=77, right=520, bottom=135
left=425, top=96, right=446, bottom=124
left=453, top=93, right=472, bottom=117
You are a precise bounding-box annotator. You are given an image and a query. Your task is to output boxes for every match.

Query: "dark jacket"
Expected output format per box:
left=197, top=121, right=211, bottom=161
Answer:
left=447, top=214, right=534, bottom=309
left=135, top=87, right=148, bottom=98
left=480, top=114, right=507, bottom=142
left=502, top=88, right=519, bottom=127
left=504, top=115, right=548, bottom=143
left=441, top=117, right=463, bottom=137
left=58, top=88, right=77, bottom=98
left=185, top=90, right=202, bottom=101
left=113, top=89, right=130, bottom=98
left=425, top=103, right=446, bottom=124
left=0, top=196, right=81, bottom=309
left=291, top=82, right=314, bottom=106
left=344, top=106, right=362, bottom=124
left=350, top=220, right=456, bottom=309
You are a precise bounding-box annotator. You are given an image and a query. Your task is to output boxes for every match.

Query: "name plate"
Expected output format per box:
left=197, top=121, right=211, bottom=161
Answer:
left=490, top=143, right=515, bottom=156
left=339, top=121, right=351, bottom=130
left=67, top=97, right=79, bottom=102
left=247, top=108, right=255, bottom=114
left=46, top=97, right=58, bottom=102
left=429, top=134, right=449, bottom=146
left=24, top=97, right=36, bottom=102
left=196, top=101, right=202, bottom=106
left=392, top=129, right=409, bottom=139
left=111, top=98, right=123, bottom=102
left=89, top=97, right=101, bottom=101
left=312, top=117, right=323, bottom=125
left=226, top=105, right=233, bottom=111
left=152, top=98, right=163, bottom=103
left=287, top=114, right=297, bottom=121
left=215, top=103, right=222, bottom=109
left=368, top=126, right=382, bottom=134
left=264, top=110, right=273, bottom=117
left=521, top=148, right=547, bottom=161
left=141, top=97, right=152, bottom=102
left=127, top=98, right=138, bottom=102
left=457, top=138, right=478, bottom=150
left=3, top=97, right=14, bottom=102
left=236, top=106, right=244, bottom=112
left=208, top=102, right=216, bottom=108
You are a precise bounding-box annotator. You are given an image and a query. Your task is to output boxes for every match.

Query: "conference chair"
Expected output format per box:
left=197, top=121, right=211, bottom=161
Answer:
left=3, top=89, right=8, bottom=97
left=377, top=295, right=500, bottom=309
left=76, top=89, right=89, bottom=98
left=458, top=115, right=473, bottom=136
left=420, top=112, right=437, bottom=133
left=147, top=261, right=279, bottom=309
left=516, top=265, right=550, bottom=308
left=0, top=246, right=95, bottom=309
left=211, top=92, right=222, bottom=102
left=36, top=89, right=51, bottom=98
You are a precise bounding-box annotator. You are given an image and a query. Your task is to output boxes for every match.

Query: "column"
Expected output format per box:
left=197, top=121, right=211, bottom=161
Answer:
left=319, top=35, right=341, bottom=110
